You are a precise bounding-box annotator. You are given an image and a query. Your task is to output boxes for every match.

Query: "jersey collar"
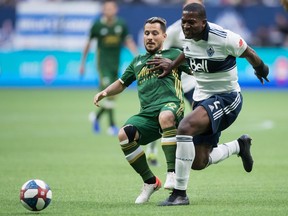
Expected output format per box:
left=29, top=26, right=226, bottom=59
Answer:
left=201, top=22, right=210, bottom=41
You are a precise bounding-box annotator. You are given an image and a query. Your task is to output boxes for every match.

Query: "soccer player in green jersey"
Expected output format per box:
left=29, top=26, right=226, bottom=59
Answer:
left=80, top=0, right=137, bottom=135
left=94, top=17, right=192, bottom=204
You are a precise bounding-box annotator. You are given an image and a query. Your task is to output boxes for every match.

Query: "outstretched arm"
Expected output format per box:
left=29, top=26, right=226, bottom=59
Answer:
left=240, top=46, right=269, bottom=84
left=147, top=52, right=186, bottom=78
left=80, top=39, right=92, bottom=76
left=93, top=80, right=126, bottom=107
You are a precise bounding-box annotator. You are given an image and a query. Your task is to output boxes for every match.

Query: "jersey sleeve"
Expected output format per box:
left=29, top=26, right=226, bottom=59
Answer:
left=225, top=30, right=248, bottom=57
left=119, top=58, right=137, bottom=87
left=89, top=21, right=98, bottom=39
left=163, top=20, right=183, bottom=50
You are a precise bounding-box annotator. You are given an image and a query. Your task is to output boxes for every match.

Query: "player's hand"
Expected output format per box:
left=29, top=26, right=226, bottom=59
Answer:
left=146, top=57, right=173, bottom=78
left=253, top=61, right=269, bottom=84
left=93, top=91, right=107, bottom=107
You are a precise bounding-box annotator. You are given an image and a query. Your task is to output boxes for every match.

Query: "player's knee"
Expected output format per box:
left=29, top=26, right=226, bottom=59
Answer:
left=178, top=122, right=193, bottom=135
left=119, top=124, right=138, bottom=144
left=178, top=118, right=199, bottom=135
left=159, top=110, right=175, bottom=127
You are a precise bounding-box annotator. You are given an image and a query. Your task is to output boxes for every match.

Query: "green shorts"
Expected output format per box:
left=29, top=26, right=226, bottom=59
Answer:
left=123, top=102, right=184, bottom=145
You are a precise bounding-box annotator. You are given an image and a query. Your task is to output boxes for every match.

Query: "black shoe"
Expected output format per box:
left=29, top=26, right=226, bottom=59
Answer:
left=158, top=193, right=189, bottom=206
left=238, top=134, right=253, bottom=172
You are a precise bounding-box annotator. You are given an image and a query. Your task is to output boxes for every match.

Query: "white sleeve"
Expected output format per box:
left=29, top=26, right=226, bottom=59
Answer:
left=163, top=20, right=183, bottom=50
left=225, top=30, right=248, bottom=57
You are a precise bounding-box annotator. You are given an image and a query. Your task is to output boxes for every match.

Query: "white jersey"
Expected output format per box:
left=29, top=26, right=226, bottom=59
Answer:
left=163, top=20, right=223, bottom=94
left=183, top=22, right=247, bottom=101
left=163, top=19, right=195, bottom=93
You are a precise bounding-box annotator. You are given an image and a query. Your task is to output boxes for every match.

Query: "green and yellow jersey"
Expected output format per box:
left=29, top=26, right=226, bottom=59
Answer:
left=120, top=48, right=191, bottom=113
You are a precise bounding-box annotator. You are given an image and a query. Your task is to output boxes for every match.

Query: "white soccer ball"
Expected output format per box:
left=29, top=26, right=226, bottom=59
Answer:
left=20, top=179, right=52, bottom=211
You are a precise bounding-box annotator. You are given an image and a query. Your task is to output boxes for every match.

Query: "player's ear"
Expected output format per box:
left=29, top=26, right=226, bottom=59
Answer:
left=163, top=33, right=167, bottom=39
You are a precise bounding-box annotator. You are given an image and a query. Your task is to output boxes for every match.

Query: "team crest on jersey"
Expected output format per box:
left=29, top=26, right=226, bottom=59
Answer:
left=115, top=25, right=123, bottom=34
left=206, top=46, right=214, bottom=57
left=100, top=28, right=108, bottom=36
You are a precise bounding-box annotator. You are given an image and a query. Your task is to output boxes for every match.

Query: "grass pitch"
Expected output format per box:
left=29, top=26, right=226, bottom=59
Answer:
left=0, top=88, right=287, bottom=216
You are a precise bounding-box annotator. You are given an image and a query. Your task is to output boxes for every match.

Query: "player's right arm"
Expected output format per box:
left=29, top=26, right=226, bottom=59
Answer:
left=80, top=39, right=92, bottom=76
left=94, top=80, right=126, bottom=107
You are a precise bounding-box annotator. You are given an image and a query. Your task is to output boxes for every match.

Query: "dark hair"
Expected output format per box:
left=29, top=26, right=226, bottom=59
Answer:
left=104, top=0, right=117, bottom=4
left=145, top=17, right=167, bottom=32
left=183, top=3, right=206, bottom=20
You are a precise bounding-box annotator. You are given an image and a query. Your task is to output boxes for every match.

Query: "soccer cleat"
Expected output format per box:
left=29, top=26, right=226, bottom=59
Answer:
left=93, top=118, right=100, bottom=133
left=158, top=191, right=189, bottom=206
left=147, top=153, right=159, bottom=167
left=237, top=134, right=254, bottom=172
left=135, top=177, right=162, bottom=204
left=107, top=125, right=119, bottom=136
left=164, top=172, right=175, bottom=190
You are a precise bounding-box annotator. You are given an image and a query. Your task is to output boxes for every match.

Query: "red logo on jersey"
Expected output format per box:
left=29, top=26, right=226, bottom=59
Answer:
left=239, top=39, right=243, bottom=47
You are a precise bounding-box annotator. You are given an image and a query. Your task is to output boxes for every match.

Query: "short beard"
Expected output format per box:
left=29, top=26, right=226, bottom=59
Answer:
left=145, top=44, right=162, bottom=54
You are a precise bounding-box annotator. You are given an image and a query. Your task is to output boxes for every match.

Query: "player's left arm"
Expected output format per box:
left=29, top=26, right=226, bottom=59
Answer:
left=93, top=80, right=126, bottom=107
left=240, top=46, right=269, bottom=84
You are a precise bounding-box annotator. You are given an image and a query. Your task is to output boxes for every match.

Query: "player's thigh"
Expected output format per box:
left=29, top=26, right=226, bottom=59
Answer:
left=124, top=114, right=161, bottom=145
left=160, top=102, right=184, bottom=127
left=178, top=106, right=210, bottom=136
left=194, top=92, right=243, bottom=134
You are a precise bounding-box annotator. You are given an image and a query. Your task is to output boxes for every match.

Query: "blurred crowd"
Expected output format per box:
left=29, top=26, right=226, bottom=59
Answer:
left=0, top=0, right=284, bottom=6
left=0, top=0, right=288, bottom=48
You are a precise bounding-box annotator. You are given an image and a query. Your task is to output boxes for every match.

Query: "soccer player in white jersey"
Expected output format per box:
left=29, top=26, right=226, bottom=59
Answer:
left=148, top=3, right=269, bottom=206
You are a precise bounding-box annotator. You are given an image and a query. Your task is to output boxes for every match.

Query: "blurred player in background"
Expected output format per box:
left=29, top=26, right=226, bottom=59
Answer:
left=80, top=0, right=138, bottom=135
left=94, top=16, right=192, bottom=204
left=148, top=3, right=269, bottom=206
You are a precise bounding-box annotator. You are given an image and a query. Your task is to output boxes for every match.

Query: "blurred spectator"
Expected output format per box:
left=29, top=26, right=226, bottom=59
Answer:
left=0, top=19, right=14, bottom=49
left=281, top=0, right=288, bottom=10
left=0, top=0, right=16, bottom=6
left=254, top=13, right=288, bottom=47
left=275, top=13, right=288, bottom=46
left=214, top=9, right=252, bottom=44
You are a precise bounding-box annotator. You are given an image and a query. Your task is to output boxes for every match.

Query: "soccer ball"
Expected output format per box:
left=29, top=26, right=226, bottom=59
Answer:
left=20, top=179, right=52, bottom=211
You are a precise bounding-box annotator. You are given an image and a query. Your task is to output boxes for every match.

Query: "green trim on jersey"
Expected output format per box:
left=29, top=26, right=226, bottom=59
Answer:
left=89, top=17, right=129, bottom=73
left=120, top=48, right=191, bottom=113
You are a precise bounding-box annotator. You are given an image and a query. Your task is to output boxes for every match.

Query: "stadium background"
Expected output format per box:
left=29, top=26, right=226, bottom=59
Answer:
left=0, top=0, right=287, bottom=88
left=1, top=1, right=288, bottom=215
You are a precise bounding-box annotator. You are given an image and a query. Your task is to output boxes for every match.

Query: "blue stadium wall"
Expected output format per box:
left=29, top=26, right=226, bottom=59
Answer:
left=0, top=4, right=287, bottom=88
left=1, top=47, right=287, bottom=88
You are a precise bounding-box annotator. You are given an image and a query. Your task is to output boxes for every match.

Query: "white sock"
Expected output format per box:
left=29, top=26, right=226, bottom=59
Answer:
left=175, top=135, right=195, bottom=190
left=209, top=140, right=240, bottom=165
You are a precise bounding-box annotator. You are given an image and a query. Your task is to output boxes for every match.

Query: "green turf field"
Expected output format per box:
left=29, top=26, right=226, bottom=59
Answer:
left=0, top=89, right=287, bottom=216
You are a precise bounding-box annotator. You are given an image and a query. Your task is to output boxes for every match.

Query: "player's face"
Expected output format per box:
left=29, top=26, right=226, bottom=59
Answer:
left=181, top=11, right=206, bottom=40
left=103, top=2, right=118, bottom=19
left=144, top=23, right=166, bottom=54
